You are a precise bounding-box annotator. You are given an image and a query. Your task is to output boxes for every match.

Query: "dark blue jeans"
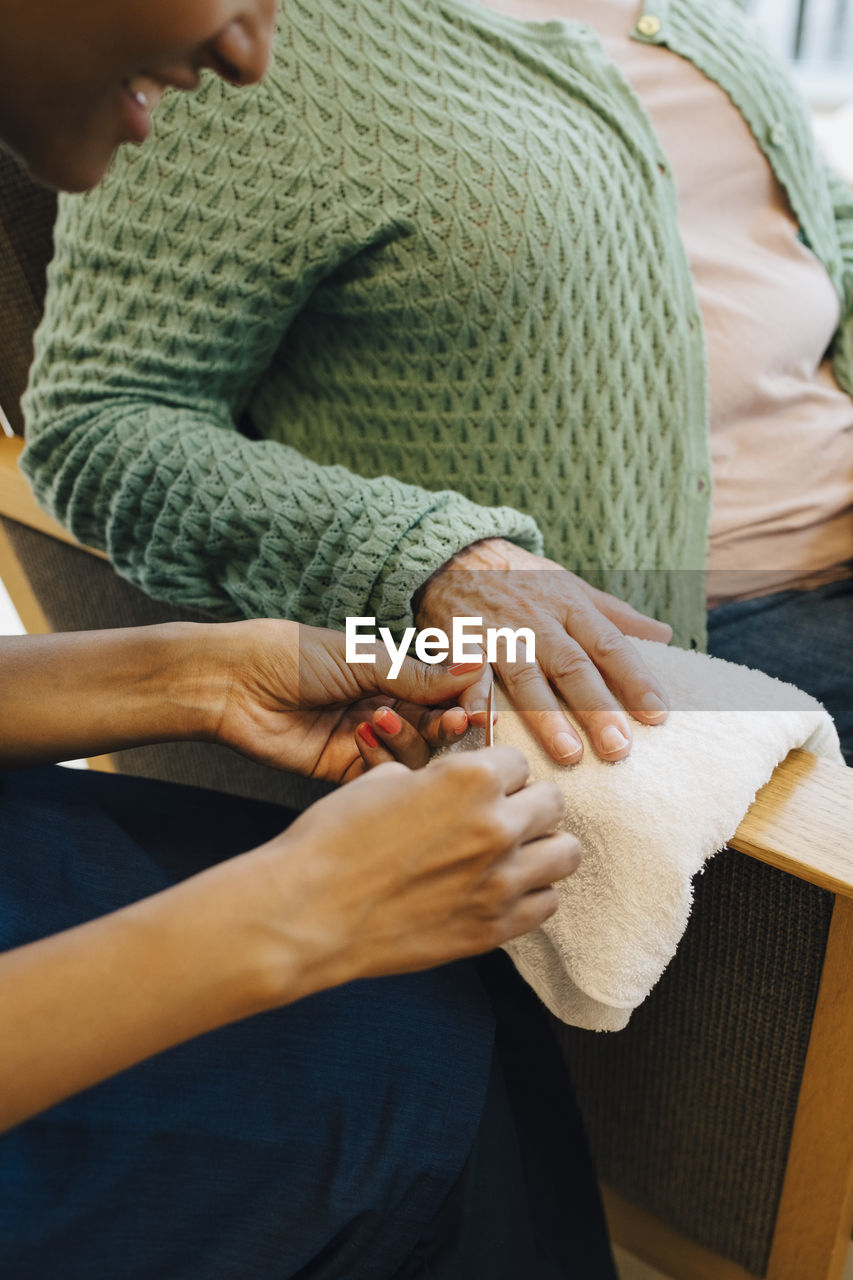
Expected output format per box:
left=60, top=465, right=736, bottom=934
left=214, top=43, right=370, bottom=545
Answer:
left=0, top=766, right=615, bottom=1280
left=707, top=576, right=853, bottom=764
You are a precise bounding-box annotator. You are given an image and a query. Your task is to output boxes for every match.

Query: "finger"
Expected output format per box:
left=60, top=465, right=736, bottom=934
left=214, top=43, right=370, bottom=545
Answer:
left=508, top=831, right=582, bottom=894
left=339, top=754, right=368, bottom=783
left=386, top=699, right=469, bottom=748
left=371, top=705, right=431, bottom=769
left=481, top=744, right=534, bottom=797
left=455, top=660, right=494, bottom=730
left=531, top=623, right=634, bottom=761
left=554, top=600, right=669, bottom=731
left=498, top=886, right=561, bottom=941
left=372, top=651, right=488, bottom=706
left=578, top=582, right=674, bottom=644
left=354, top=720, right=402, bottom=772
left=433, top=705, right=470, bottom=743
left=435, top=744, right=531, bottom=798
left=498, top=655, right=584, bottom=765
left=502, top=779, right=567, bottom=845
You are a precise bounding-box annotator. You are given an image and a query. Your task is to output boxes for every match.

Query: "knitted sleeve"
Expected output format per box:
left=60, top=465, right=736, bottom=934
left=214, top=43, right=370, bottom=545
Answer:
left=21, top=76, right=542, bottom=631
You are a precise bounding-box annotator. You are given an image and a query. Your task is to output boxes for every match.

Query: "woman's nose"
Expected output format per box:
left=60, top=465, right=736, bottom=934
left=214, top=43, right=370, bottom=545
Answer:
left=209, top=0, right=276, bottom=87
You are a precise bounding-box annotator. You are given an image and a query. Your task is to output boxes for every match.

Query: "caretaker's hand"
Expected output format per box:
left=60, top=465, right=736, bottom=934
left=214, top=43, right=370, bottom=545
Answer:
left=246, top=746, right=579, bottom=993
left=213, top=619, right=482, bottom=780
left=415, top=538, right=672, bottom=764
left=0, top=621, right=479, bottom=775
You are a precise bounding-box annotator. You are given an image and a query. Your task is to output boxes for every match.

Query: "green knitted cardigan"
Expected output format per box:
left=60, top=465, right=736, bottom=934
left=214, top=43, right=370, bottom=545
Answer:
left=21, top=0, right=853, bottom=649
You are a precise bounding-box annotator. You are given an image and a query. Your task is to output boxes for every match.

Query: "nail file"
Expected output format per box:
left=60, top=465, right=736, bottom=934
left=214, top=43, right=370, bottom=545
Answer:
left=484, top=682, right=495, bottom=748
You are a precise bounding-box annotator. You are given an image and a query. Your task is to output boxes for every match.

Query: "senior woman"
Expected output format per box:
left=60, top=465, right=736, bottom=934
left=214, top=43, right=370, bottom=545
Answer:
left=20, top=0, right=853, bottom=766
left=0, top=2, right=616, bottom=1277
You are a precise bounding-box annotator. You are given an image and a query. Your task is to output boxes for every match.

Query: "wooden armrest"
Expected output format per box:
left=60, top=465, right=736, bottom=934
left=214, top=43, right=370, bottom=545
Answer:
left=730, top=749, right=853, bottom=898
left=0, top=434, right=106, bottom=559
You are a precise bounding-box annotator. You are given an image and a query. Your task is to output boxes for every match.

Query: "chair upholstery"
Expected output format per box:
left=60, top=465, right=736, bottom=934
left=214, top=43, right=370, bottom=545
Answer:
left=0, top=149, right=56, bottom=437
left=560, top=848, right=834, bottom=1275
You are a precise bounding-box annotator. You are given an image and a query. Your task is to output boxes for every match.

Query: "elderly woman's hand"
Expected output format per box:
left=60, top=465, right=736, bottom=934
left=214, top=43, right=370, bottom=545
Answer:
left=414, top=538, right=672, bottom=764
left=211, top=619, right=482, bottom=781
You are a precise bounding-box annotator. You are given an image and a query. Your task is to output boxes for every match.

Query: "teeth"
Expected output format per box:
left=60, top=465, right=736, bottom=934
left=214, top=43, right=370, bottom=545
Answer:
left=124, top=78, right=149, bottom=110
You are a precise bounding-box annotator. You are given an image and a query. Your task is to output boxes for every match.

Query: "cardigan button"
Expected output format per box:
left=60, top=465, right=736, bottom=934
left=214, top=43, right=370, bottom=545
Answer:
left=636, top=14, right=662, bottom=37
left=767, top=122, right=788, bottom=147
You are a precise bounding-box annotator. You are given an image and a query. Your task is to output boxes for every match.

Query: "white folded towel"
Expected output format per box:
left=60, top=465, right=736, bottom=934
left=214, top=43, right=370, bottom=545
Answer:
left=445, top=639, right=842, bottom=1032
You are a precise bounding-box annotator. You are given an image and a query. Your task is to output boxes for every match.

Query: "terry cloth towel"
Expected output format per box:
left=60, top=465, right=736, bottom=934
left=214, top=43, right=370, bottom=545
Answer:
left=444, top=639, right=842, bottom=1032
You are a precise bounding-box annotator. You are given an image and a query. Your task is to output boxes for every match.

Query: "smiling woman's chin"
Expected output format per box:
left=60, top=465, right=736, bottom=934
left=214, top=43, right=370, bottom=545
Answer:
left=7, top=122, right=119, bottom=193
left=33, top=94, right=153, bottom=191
left=0, top=83, right=140, bottom=191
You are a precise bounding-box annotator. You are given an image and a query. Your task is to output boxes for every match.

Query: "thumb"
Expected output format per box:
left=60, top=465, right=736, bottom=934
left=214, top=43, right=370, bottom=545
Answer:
left=373, top=653, right=487, bottom=705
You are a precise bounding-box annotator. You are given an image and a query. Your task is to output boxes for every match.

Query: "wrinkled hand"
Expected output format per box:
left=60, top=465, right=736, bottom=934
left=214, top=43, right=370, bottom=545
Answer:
left=415, top=538, right=672, bottom=764
left=249, top=747, right=580, bottom=994
left=211, top=619, right=481, bottom=781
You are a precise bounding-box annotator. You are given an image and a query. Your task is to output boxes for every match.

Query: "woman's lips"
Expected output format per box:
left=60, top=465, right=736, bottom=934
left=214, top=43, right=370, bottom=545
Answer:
left=118, top=80, right=153, bottom=144
left=117, top=75, right=175, bottom=145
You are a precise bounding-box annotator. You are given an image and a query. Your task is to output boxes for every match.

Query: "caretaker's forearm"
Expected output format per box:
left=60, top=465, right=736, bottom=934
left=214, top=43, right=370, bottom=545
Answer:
left=0, top=624, right=220, bottom=768
left=0, top=855, right=287, bottom=1132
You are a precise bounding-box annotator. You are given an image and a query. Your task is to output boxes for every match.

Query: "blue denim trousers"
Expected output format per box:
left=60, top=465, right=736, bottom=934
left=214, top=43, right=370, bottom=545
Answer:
left=0, top=766, right=615, bottom=1280
left=0, top=767, right=493, bottom=1280
left=707, top=576, right=853, bottom=764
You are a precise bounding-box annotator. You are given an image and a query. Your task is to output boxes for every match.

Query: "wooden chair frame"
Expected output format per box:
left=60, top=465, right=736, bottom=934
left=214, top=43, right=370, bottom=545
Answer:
left=604, top=746, right=853, bottom=1280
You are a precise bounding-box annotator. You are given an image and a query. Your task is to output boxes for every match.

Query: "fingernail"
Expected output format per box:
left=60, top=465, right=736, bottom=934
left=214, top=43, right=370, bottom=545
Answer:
left=357, top=722, right=379, bottom=749
left=600, top=726, right=629, bottom=754
left=639, top=692, right=667, bottom=720
left=469, top=700, right=487, bottom=719
left=449, top=659, right=485, bottom=675
left=554, top=732, right=581, bottom=761
left=374, top=707, right=402, bottom=735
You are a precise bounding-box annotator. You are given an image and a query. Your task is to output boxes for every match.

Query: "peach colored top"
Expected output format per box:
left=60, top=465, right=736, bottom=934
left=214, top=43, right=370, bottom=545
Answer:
left=476, top=0, right=853, bottom=604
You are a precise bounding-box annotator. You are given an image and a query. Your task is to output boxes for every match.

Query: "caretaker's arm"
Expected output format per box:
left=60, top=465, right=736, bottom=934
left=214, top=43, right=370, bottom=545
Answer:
left=0, top=622, right=482, bottom=775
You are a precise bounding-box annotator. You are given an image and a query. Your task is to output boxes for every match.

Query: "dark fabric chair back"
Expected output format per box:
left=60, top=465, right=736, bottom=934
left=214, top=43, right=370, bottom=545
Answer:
left=0, top=149, right=57, bottom=434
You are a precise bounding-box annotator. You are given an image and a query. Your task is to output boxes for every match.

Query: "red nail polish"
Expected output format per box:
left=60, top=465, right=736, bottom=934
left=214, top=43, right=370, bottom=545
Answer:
left=375, top=707, right=402, bottom=735
left=357, top=722, right=379, bottom=749
left=449, top=659, right=484, bottom=675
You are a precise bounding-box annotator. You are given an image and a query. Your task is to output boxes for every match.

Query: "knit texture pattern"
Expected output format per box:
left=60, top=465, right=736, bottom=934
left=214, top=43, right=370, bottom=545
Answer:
left=21, top=0, right=853, bottom=646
